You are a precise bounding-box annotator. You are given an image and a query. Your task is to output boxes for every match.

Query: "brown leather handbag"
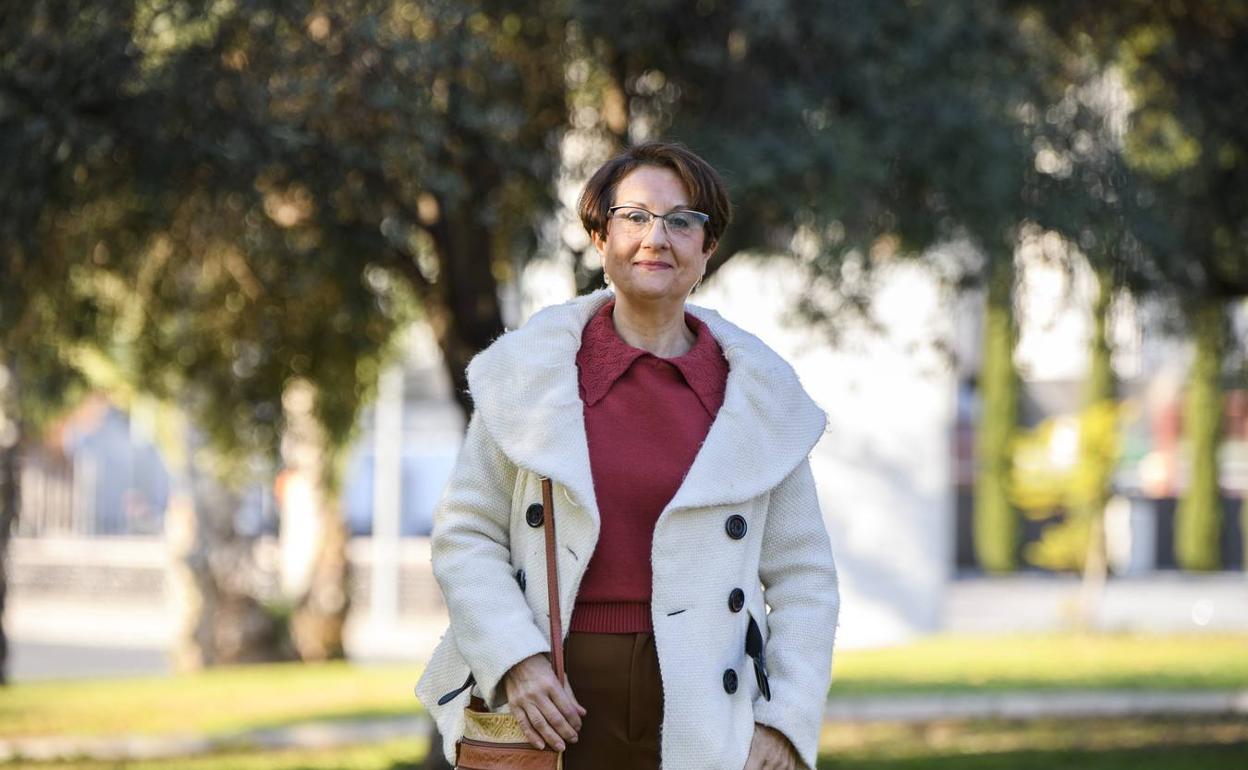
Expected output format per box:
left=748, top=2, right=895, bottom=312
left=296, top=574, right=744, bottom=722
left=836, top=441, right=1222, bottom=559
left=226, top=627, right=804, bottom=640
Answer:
left=454, top=476, right=565, bottom=770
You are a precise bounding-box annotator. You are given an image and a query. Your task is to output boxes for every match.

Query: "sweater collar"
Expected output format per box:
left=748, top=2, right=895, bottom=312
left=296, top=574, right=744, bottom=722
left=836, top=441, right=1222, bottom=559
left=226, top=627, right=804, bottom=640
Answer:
left=577, top=299, right=728, bottom=416
left=466, top=289, right=827, bottom=521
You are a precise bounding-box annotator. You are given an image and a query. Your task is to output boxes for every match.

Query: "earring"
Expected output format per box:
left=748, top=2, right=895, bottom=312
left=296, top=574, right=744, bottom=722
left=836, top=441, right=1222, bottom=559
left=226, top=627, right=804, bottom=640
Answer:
left=603, top=272, right=612, bottom=288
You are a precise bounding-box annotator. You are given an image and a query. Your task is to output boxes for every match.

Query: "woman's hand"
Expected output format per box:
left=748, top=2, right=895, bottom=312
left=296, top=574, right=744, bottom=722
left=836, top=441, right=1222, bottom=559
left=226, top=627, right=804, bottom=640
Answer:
left=500, top=653, right=587, bottom=751
left=744, top=722, right=801, bottom=770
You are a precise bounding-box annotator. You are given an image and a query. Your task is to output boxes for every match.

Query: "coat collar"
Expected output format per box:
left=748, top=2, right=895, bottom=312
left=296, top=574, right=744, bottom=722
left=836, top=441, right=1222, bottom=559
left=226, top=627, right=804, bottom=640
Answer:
left=466, top=289, right=827, bottom=522
left=577, top=298, right=727, bottom=417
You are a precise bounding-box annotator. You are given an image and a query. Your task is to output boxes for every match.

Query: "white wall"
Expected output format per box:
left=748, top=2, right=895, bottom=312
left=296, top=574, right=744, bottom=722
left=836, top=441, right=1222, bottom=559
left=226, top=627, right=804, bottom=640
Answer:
left=694, top=258, right=956, bottom=649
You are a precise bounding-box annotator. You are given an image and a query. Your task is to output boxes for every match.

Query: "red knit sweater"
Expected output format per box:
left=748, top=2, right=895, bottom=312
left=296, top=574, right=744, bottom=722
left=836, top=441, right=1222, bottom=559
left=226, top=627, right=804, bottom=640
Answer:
left=570, top=299, right=729, bottom=633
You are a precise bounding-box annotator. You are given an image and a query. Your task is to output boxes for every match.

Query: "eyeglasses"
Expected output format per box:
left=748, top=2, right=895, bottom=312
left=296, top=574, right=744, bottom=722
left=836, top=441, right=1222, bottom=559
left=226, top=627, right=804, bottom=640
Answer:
left=607, top=205, right=710, bottom=240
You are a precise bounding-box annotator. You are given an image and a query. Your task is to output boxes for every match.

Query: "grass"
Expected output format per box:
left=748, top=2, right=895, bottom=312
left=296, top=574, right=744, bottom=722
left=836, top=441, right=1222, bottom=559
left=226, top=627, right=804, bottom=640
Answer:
left=7, top=717, right=1247, bottom=769
left=2, top=632, right=1246, bottom=739
left=828, top=631, right=1248, bottom=695
left=0, top=661, right=423, bottom=739
left=816, top=715, right=1248, bottom=769
left=0, top=738, right=427, bottom=770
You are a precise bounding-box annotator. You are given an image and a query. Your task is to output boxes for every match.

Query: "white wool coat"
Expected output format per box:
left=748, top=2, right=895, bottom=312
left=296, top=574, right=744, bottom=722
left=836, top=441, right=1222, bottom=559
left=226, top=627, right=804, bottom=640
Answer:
left=415, top=289, right=840, bottom=770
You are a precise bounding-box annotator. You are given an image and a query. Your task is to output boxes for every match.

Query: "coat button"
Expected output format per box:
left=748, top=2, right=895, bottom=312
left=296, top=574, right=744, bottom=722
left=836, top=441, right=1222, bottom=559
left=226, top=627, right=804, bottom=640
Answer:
left=723, top=668, right=738, bottom=694
left=725, top=514, right=747, bottom=540
left=728, top=588, right=745, bottom=613
left=525, top=503, right=544, bottom=528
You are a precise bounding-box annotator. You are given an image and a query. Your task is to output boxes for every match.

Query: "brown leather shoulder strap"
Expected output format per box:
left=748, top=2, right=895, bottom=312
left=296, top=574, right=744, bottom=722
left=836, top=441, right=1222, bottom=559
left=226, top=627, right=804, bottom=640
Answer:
left=540, top=476, right=565, bottom=684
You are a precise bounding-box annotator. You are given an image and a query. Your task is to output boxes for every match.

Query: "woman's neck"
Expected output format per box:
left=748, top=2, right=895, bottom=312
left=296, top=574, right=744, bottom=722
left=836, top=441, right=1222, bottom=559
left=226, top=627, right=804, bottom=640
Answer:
left=611, top=295, right=696, bottom=358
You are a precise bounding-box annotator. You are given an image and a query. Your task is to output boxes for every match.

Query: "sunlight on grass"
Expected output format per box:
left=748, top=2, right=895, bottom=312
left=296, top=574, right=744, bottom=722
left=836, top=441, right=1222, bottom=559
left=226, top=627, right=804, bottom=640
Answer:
left=830, top=632, right=1248, bottom=695
left=3, top=633, right=1246, bottom=741
left=0, top=661, right=424, bottom=738
left=15, top=717, right=1248, bottom=770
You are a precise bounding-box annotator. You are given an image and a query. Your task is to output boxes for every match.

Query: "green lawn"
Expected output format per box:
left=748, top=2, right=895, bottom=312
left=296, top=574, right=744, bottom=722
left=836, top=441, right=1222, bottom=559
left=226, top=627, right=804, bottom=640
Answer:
left=0, top=739, right=426, bottom=770
left=8, top=717, right=1247, bottom=769
left=828, top=631, right=1248, bottom=695
left=2, top=632, right=1246, bottom=740
left=0, top=662, right=424, bottom=739
left=819, top=714, right=1248, bottom=768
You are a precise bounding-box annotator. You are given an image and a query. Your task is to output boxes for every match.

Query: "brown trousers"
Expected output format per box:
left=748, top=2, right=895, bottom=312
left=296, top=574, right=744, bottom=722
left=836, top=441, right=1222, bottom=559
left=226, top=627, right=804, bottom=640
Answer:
left=562, top=631, right=663, bottom=770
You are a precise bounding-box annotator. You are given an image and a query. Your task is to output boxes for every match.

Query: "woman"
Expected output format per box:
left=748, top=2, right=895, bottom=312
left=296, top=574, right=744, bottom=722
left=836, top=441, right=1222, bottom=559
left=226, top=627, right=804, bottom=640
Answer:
left=416, top=142, right=840, bottom=770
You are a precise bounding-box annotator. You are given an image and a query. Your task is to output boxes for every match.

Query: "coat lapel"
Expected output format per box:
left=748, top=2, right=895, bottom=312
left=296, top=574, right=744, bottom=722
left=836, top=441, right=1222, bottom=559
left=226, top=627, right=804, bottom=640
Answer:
left=465, top=291, right=612, bottom=524
left=669, top=303, right=827, bottom=511
left=465, top=289, right=827, bottom=522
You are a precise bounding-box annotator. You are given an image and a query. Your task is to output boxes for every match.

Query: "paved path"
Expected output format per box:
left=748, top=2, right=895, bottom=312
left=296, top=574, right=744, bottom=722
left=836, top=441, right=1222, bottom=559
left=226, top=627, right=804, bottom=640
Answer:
left=5, top=689, right=1248, bottom=763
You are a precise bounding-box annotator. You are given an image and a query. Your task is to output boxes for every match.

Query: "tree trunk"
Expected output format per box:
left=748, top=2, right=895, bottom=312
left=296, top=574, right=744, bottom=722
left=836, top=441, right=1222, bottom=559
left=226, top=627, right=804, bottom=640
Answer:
left=281, top=379, right=350, bottom=661
left=0, top=354, right=20, bottom=685
left=1241, top=493, right=1247, bottom=575
left=1075, top=266, right=1116, bottom=627
left=1083, top=268, right=1116, bottom=408
left=168, top=410, right=294, bottom=669
left=1176, top=301, right=1226, bottom=571
left=418, top=203, right=501, bottom=770
left=425, top=202, right=508, bottom=417
left=973, top=254, right=1020, bottom=573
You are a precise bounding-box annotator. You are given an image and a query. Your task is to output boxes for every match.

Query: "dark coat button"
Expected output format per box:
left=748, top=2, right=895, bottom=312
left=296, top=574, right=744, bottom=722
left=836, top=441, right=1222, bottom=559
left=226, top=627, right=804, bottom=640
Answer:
left=725, top=514, right=747, bottom=540
left=515, top=569, right=526, bottom=592
left=723, top=668, right=738, bottom=694
left=525, top=503, right=544, bottom=528
left=728, top=588, right=745, bottom=613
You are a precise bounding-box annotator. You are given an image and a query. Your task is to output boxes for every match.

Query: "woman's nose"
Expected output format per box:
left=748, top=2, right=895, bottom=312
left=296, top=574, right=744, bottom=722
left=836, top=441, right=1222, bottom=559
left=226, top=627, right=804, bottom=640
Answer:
left=641, top=217, right=671, bottom=248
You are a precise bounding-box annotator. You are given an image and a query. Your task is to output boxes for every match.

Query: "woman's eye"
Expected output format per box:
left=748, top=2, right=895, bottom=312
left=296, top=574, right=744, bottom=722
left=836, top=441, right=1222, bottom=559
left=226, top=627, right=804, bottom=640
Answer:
left=624, top=211, right=650, bottom=225
left=667, top=214, right=693, bottom=230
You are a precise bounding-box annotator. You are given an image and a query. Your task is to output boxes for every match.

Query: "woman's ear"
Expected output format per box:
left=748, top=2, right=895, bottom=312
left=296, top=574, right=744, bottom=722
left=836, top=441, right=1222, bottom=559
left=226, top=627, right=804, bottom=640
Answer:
left=591, top=228, right=607, bottom=255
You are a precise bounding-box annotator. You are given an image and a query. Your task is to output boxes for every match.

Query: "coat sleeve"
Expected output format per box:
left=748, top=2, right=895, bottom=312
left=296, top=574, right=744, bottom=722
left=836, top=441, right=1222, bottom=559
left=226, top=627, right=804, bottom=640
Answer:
left=430, top=409, right=551, bottom=709
left=752, top=457, right=840, bottom=770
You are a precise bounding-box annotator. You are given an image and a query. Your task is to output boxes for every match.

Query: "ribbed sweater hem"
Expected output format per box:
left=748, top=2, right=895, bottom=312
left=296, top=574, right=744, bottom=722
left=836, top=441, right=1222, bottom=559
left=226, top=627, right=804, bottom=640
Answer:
left=568, top=601, right=653, bottom=633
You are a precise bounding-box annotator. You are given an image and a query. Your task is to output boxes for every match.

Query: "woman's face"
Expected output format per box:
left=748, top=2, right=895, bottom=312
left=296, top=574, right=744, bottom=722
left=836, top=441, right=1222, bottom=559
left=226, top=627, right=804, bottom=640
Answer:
left=593, top=165, right=715, bottom=306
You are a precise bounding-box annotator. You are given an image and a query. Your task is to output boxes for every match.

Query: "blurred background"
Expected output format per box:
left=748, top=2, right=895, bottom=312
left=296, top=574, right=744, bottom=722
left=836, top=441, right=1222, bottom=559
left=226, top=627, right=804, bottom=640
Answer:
left=1, top=1, right=1246, bottom=768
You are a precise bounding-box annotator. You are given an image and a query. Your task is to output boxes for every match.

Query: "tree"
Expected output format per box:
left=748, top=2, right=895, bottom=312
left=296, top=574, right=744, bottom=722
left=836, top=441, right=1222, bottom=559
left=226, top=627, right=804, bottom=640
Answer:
left=0, top=0, right=159, bottom=683
left=564, top=2, right=1097, bottom=571
left=1029, top=1, right=1248, bottom=570
left=14, top=0, right=1199, bottom=689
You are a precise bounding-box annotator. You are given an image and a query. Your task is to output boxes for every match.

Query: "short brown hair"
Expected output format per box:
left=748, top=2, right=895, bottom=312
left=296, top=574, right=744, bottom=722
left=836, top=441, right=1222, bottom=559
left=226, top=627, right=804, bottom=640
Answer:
left=578, top=142, right=732, bottom=250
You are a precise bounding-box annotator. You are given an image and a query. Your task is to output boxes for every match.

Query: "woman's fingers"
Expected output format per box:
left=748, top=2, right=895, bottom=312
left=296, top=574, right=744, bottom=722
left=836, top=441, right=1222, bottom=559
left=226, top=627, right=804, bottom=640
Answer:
left=744, top=724, right=789, bottom=770
left=564, top=680, right=588, bottom=716
left=525, top=701, right=567, bottom=751
left=535, top=692, right=579, bottom=745
left=550, top=683, right=584, bottom=730
left=511, top=706, right=545, bottom=750
left=502, top=653, right=585, bottom=750
left=747, top=724, right=797, bottom=770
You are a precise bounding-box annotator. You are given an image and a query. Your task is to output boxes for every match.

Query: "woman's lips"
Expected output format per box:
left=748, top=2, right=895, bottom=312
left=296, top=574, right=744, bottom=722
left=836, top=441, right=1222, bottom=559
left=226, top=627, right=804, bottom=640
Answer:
left=634, top=261, right=672, bottom=270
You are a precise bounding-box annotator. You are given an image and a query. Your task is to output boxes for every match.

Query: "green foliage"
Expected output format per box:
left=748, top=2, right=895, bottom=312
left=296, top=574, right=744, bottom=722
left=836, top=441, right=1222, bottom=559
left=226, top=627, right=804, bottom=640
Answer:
left=1027, top=2, right=1248, bottom=302
left=570, top=1, right=1072, bottom=310
left=1012, top=401, right=1121, bottom=509
left=1014, top=270, right=1121, bottom=573
left=1013, top=402, right=1123, bottom=572
left=2, top=0, right=569, bottom=465
left=0, top=2, right=147, bottom=432
left=1176, top=301, right=1226, bottom=571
